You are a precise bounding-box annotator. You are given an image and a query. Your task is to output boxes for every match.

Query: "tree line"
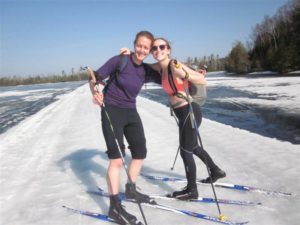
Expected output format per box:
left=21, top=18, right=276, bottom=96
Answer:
left=187, top=0, right=299, bottom=74
left=0, top=68, right=88, bottom=86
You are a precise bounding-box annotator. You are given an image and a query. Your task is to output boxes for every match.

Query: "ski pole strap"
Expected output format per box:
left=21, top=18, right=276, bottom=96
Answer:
left=167, top=60, right=192, bottom=104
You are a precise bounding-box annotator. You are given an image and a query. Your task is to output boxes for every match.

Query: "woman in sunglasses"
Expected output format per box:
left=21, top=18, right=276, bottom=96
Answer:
left=150, top=38, right=226, bottom=200
left=120, top=37, right=226, bottom=200
left=87, top=31, right=161, bottom=225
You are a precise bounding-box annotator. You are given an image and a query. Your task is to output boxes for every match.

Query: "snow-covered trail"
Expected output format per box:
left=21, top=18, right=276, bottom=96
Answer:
left=0, top=84, right=299, bottom=225
left=0, top=84, right=103, bottom=225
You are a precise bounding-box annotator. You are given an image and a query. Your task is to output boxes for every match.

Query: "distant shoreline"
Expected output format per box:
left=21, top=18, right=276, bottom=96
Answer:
left=222, top=71, right=300, bottom=78
left=2, top=70, right=300, bottom=87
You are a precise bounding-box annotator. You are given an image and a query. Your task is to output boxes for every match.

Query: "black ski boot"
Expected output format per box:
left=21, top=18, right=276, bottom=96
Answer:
left=202, top=167, right=226, bottom=183
left=125, top=183, right=156, bottom=205
left=108, top=194, right=143, bottom=225
left=171, top=186, right=199, bottom=200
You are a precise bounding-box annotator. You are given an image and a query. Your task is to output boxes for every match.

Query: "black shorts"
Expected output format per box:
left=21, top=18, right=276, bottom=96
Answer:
left=101, top=104, right=147, bottom=159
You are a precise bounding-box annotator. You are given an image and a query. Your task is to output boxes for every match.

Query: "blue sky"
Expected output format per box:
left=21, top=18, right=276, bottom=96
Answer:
left=1, top=0, right=288, bottom=77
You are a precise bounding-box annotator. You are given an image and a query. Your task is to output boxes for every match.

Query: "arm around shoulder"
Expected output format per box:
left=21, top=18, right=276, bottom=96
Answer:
left=171, top=61, right=206, bottom=85
left=181, top=64, right=207, bottom=85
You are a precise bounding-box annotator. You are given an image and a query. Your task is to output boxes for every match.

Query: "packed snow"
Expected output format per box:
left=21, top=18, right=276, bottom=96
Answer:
left=0, top=76, right=299, bottom=225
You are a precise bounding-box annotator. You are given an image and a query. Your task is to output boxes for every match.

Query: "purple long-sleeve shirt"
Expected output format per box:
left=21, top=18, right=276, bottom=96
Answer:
left=95, top=55, right=161, bottom=108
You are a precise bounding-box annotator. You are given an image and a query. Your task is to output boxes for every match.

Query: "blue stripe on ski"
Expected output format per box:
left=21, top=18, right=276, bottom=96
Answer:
left=62, top=205, right=117, bottom=223
left=152, top=194, right=261, bottom=206
left=90, top=188, right=261, bottom=206
left=141, top=174, right=292, bottom=196
left=96, top=187, right=249, bottom=225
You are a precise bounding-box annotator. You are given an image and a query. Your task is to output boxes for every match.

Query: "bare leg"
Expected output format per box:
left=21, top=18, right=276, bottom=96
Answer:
left=128, top=159, right=143, bottom=183
left=107, top=158, right=123, bottom=195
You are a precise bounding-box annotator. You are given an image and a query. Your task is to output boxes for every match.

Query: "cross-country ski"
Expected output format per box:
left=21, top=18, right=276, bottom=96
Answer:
left=62, top=205, right=144, bottom=225
left=62, top=206, right=118, bottom=224
left=141, top=174, right=292, bottom=196
left=93, top=187, right=249, bottom=225
left=90, top=187, right=261, bottom=206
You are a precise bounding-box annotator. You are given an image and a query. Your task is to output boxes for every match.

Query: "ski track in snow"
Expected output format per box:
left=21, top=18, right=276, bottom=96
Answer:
left=0, top=84, right=299, bottom=225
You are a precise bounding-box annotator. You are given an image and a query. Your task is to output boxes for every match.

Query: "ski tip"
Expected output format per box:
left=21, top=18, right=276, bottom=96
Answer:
left=237, top=220, right=250, bottom=225
left=97, top=186, right=104, bottom=192
left=166, top=194, right=173, bottom=198
left=227, top=220, right=250, bottom=225
left=149, top=199, right=158, bottom=205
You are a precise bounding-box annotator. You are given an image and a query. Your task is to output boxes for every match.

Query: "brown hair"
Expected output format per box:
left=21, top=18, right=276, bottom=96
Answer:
left=134, top=30, right=155, bottom=46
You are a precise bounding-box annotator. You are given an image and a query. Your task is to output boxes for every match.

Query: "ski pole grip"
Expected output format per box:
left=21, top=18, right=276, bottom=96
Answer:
left=173, top=60, right=180, bottom=69
left=83, top=66, right=97, bottom=83
left=200, top=65, right=208, bottom=72
left=87, top=67, right=97, bottom=83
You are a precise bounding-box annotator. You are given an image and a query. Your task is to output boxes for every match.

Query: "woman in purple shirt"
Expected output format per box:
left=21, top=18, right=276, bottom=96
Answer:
left=87, top=31, right=160, bottom=225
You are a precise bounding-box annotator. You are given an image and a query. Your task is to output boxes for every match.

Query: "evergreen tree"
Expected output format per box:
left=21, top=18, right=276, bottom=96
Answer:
left=225, top=41, right=250, bottom=74
left=249, top=0, right=299, bottom=72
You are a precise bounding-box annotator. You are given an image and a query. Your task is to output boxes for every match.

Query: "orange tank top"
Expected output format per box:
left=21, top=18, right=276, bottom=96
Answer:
left=162, top=73, right=189, bottom=96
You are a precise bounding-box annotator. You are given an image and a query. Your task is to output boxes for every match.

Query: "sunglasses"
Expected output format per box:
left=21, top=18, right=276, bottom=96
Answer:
left=151, top=44, right=168, bottom=52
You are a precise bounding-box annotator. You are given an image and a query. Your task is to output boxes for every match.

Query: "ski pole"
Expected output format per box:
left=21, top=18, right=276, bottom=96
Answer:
left=170, top=107, right=190, bottom=170
left=170, top=107, right=180, bottom=170
left=86, top=67, right=149, bottom=225
left=174, top=61, right=226, bottom=221
left=170, top=146, right=180, bottom=170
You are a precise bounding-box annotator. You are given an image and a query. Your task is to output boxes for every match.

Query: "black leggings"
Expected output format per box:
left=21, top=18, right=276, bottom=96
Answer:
left=173, top=102, right=217, bottom=189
